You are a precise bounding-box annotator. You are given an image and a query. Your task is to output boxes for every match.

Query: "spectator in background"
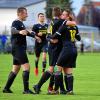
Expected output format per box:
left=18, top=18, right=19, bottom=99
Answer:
left=80, top=41, right=84, bottom=54
left=1, top=34, right=7, bottom=53
left=0, top=34, right=2, bottom=53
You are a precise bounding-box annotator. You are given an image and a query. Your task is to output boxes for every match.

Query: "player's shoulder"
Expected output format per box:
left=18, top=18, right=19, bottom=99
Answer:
left=32, top=24, right=39, bottom=29
left=12, top=20, right=22, bottom=27
left=73, top=25, right=78, bottom=30
left=44, top=23, right=48, bottom=27
left=12, top=19, right=22, bottom=24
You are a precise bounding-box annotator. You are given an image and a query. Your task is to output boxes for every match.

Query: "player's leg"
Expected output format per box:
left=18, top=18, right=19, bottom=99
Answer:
left=63, top=48, right=77, bottom=95
left=42, top=52, right=47, bottom=73
left=33, top=66, right=54, bottom=94
left=3, top=59, right=20, bottom=93
left=63, top=68, right=74, bottom=95
left=21, top=63, right=33, bottom=94
left=53, top=49, right=68, bottom=94
left=42, top=43, right=48, bottom=73
left=34, top=44, right=41, bottom=76
left=47, top=45, right=56, bottom=93
left=21, top=52, right=34, bottom=94
left=54, top=66, right=66, bottom=94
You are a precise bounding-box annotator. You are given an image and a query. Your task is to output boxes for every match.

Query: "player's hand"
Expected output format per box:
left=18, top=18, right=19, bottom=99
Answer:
left=38, top=32, right=43, bottom=36
left=50, top=39, right=58, bottom=44
left=35, top=36, right=42, bottom=43
left=19, top=30, right=28, bottom=35
left=66, top=21, right=76, bottom=26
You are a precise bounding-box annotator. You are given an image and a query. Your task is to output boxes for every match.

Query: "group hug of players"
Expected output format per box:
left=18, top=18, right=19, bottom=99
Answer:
left=3, top=6, right=81, bottom=95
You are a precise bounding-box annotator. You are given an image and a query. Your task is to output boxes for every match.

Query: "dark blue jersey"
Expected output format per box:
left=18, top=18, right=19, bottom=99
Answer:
left=11, top=20, right=27, bottom=47
left=32, top=23, right=48, bottom=42
left=50, top=18, right=65, bottom=35
left=54, top=25, right=81, bottom=47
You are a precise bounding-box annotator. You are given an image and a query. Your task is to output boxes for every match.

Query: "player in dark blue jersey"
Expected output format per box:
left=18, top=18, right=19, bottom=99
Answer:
left=3, top=7, right=36, bottom=94
left=52, top=10, right=81, bottom=95
left=33, top=8, right=77, bottom=94
left=47, top=7, right=64, bottom=94
left=32, top=13, right=48, bottom=76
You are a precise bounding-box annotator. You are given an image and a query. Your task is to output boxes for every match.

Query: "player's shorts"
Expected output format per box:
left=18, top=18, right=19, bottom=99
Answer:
left=34, top=41, right=48, bottom=57
left=12, top=45, right=29, bottom=65
left=48, top=43, right=62, bottom=66
left=57, top=46, right=77, bottom=68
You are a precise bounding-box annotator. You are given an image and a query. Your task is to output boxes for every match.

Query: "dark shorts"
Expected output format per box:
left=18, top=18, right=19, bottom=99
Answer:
left=48, top=43, right=62, bottom=66
left=12, top=46, right=29, bottom=65
left=57, top=46, right=77, bottom=68
left=34, top=41, right=48, bottom=57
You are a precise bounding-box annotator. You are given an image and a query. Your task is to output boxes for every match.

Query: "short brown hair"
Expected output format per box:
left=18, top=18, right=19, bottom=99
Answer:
left=38, top=13, right=44, bottom=17
left=17, top=7, right=27, bottom=13
left=63, top=9, right=73, bottom=21
left=53, top=7, right=61, bottom=17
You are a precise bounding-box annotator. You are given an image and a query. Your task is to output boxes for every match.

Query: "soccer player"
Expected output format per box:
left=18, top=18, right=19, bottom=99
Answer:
left=48, top=7, right=77, bottom=94
left=3, top=7, right=36, bottom=94
left=52, top=10, right=81, bottom=95
left=32, top=13, right=48, bottom=76
left=33, top=8, right=77, bottom=94
left=47, top=7, right=65, bottom=94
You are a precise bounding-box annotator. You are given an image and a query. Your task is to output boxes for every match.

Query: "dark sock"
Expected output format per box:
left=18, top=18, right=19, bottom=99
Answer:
left=38, top=71, right=52, bottom=89
left=54, top=72, right=65, bottom=91
left=35, top=59, right=39, bottom=68
left=22, top=71, right=29, bottom=91
left=48, top=74, right=55, bottom=88
left=64, top=74, right=74, bottom=91
left=42, top=61, right=46, bottom=72
left=60, top=73, right=65, bottom=91
left=4, top=71, right=16, bottom=90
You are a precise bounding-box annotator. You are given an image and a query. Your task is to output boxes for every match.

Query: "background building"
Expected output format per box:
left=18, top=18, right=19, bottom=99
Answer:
left=0, top=0, right=46, bottom=34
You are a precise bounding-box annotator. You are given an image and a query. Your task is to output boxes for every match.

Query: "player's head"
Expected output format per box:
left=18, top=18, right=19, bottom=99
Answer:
left=52, top=7, right=61, bottom=18
left=17, top=7, right=28, bottom=21
left=61, top=9, right=73, bottom=20
left=38, top=13, right=45, bottom=23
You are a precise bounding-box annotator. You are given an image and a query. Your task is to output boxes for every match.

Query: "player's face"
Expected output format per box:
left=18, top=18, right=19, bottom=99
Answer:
left=38, top=14, right=45, bottom=22
left=18, top=10, right=28, bottom=21
left=61, top=11, right=69, bottom=20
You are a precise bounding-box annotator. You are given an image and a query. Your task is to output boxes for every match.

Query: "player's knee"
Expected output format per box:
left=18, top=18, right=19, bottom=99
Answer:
left=42, top=53, right=46, bottom=60
left=48, top=66, right=54, bottom=73
left=64, top=68, right=73, bottom=74
left=22, top=63, right=30, bottom=71
left=12, top=65, right=20, bottom=74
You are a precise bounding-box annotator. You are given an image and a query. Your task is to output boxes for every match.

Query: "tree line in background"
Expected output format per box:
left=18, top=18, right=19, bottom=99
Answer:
left=45, top=0, right=100, bottom=30
left=46, top=0, right=73, bottom=19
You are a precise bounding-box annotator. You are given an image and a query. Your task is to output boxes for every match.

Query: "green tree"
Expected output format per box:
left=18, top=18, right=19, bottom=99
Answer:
left=46, top=0, right=73, bottom=19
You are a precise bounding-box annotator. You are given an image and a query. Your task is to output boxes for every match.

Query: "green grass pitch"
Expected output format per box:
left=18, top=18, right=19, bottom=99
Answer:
left=0, top=53, right=100, bottom=100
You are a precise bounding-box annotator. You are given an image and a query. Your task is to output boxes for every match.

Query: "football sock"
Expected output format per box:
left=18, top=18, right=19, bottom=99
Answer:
left=22, top=71, right=29, bottom=91
left=4, top=71, right=16, bottom=89
left=38, top=71, right=52, bottom=89
left=64, top=73, right=74, bottom=91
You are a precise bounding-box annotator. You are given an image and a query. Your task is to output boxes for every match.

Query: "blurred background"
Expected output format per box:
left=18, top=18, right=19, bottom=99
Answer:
left=0, top=0, right=100, bottom=54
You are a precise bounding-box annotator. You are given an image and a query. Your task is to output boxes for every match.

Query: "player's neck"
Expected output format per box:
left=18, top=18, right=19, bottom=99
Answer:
left=53, top=16, right=60, bottom=19
left=17, top=17, right=23, bottom=22
left=38, top=21, right=45, bottom=25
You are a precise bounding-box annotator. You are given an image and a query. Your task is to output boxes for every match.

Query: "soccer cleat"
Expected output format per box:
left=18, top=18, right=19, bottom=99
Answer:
left=47, top=87, right=53, bottom=94
left=34, top=68, right=38, bottom=76
left=60, top=90, right=67, bottom=95
left=23, top=89, right=35, bottom=94
left=3, top=88, right=13, bottom=93
left=66, top=91, right=74, bottom=95
left=48, top=90, right=59, bottom=95
left=33, top=85, right=40, bottom=94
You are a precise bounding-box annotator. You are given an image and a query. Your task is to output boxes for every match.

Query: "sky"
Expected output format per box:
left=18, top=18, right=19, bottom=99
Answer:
left=72, top=0, right=100, bottom=15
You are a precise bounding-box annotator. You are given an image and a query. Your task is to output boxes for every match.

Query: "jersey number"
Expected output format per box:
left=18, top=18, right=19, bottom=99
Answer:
left=69, top=30, right=76, bottom=42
